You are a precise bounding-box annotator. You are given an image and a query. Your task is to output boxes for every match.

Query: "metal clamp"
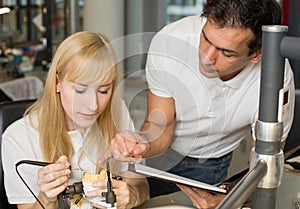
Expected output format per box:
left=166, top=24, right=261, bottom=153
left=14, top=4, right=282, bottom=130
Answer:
left=250, top=148, right=284, bottom=188
left=255, top=120, right=283, bottom=142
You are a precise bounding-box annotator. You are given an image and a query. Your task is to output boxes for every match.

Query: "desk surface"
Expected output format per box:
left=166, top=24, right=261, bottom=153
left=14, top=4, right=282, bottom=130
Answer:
left=276, top=168, right=300, bottom=209
left=0, top=67, right=46, bottom=102
left=0, top=76, right=43, bottom=101
left=0, top=66, right=47, bottom=83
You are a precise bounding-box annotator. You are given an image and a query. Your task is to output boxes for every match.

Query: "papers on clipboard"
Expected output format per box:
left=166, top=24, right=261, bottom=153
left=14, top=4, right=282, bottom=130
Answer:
left=126, top=162, right=227, bottom=194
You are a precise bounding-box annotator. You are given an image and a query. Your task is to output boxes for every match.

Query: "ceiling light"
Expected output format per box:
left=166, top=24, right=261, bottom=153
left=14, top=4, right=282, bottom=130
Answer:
left=0, top=7, right=11, bottom=15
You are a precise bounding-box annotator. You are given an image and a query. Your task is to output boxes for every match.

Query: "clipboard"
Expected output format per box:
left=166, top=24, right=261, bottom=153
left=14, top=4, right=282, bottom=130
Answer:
left=127, top=163, right=227, bottom=194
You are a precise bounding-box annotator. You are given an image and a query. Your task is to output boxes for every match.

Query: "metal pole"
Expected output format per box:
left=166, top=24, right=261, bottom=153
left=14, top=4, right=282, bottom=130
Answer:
left=252, top=25, right=288, bottom=209
left=281, top=36, right=300, bottom=60
left=42, top=0, right=52, bottom=64
left=216, top=160, right=267, bottom=209
left=216, top=27, right=300, bottom=209
left=287, top=0, right=300, bottom=88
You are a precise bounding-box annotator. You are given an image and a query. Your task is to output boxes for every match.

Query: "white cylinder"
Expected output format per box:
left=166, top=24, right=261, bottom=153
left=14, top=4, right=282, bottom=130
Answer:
left=83, top=0, right=124, bottom=40
left=83, top=0, right=125, bottom=79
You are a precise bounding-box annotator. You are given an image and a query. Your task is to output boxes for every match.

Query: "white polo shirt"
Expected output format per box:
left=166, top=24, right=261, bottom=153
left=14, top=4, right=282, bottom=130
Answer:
left=146, top=16, right=295, bottom=158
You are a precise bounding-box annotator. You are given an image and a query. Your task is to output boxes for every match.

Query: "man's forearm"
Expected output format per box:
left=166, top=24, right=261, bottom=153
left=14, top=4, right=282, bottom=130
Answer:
left=140, top=119, right=175, bottom=158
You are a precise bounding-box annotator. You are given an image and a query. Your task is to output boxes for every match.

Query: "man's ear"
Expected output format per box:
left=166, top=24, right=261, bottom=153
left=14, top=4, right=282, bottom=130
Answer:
left=249, top=49, right=262, bottom=64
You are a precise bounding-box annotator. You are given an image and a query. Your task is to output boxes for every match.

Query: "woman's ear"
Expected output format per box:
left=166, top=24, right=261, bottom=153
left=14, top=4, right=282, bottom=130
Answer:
left=249, top=49, right=262, bottom=64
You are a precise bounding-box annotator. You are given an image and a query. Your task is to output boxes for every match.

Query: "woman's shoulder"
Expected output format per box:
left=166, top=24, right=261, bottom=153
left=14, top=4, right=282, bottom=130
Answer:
left=2, top=114, right=38, bottom=139
left=3, top=116, right=27, bottom=133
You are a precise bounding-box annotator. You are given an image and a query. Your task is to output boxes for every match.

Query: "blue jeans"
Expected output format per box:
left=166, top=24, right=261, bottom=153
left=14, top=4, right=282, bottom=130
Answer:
left=146, top=149, right=232, bottom=198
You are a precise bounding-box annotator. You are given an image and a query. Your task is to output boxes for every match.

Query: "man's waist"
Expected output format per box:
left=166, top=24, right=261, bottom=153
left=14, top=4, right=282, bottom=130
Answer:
left=184, top=151, right=233, bottom=162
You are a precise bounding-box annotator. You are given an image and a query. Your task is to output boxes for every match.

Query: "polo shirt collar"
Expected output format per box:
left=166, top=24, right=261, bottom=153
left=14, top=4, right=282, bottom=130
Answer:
left=223, top=62, right=258, bottom=89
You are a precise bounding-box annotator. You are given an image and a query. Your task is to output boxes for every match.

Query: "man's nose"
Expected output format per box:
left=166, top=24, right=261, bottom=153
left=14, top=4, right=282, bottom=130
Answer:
left=204, top=45, right=218, bottom=65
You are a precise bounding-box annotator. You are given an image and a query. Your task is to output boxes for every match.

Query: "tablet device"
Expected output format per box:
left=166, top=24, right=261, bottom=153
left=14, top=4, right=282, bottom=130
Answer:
left=127, top=163, right=227, bottom=194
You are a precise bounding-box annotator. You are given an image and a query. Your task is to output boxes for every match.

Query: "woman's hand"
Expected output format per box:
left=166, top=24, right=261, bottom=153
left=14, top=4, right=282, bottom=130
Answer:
left=85, top=179, right=135, bottom=209
left=37, top=155, right=71, bottom=204
left=177, top=184, right=225, bottom=209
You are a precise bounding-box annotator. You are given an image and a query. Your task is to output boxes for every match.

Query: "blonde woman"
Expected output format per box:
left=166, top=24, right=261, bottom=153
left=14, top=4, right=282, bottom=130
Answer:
left=2, top=31, right=149, bottom=209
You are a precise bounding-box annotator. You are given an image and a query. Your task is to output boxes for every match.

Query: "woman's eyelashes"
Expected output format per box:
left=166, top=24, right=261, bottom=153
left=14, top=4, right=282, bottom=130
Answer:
left=74, top=86, right=111, bottom=95
left=99, top=90, right=108, bottom=94
left=98, top=85, right=112, bottom=94
left=75, top=88, right=85, bottom=94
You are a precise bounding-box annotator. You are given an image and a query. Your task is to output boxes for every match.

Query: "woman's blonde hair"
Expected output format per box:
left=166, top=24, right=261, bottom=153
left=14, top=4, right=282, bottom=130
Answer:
left=26, top=31, right=122, bottom=162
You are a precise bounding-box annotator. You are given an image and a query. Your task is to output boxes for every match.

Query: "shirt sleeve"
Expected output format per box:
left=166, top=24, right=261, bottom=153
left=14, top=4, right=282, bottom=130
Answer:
left=145, top=32, right=173, bottom=98
left=1, top=117, right=41, bottom=204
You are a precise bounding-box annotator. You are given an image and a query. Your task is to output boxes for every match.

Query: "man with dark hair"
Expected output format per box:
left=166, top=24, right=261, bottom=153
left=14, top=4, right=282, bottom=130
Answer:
left=110, top=0, right=295, bottom=208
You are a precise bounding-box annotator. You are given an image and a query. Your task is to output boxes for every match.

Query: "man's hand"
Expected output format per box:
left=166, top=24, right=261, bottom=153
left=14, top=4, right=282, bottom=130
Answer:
left=177, top=184, right=225, bottom=209
left=111, top=131, right=149, bottom=158
left=98, top=130, right=149, bottom=164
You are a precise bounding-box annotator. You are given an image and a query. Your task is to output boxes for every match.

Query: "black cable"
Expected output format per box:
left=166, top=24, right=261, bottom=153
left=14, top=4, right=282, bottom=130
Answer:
left=104, top=160, right=116, bottom=207
left=15, top=160, right=51, bottom=209
left=286, top=161, right=300, bottom=170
